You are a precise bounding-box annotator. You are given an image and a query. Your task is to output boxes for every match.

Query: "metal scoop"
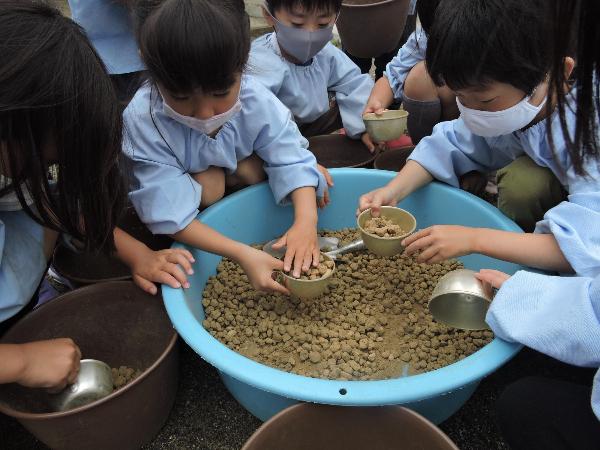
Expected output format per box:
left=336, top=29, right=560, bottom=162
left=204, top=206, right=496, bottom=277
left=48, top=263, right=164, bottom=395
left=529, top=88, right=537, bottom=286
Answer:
left=263, top=237, right=365, bottom=260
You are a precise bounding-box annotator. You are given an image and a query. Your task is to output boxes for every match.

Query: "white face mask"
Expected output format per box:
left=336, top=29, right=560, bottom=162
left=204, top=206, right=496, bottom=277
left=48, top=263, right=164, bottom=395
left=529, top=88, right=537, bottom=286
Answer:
left=161, top=92, right=242, bottom=135
left=456, top=92, right=547, bottom=137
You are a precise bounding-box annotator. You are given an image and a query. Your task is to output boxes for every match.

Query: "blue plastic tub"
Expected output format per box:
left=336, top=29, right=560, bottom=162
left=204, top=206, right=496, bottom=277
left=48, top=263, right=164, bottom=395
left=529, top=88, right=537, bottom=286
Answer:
left=162, top=168, right=522, bottom=423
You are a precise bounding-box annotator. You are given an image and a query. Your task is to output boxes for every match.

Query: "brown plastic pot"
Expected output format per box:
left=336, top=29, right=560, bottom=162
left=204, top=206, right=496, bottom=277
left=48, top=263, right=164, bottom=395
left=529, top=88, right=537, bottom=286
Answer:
left=52, top=206, right=172, bottom=286
left=242, top=403, right=459, bottom=450
left=374, top=145, right=415, bottom=172
left=0, top=281, right=179, bottom=450
left=337, top=0, right=411, bottom=58
left=308, top=134, right=378, bottom=168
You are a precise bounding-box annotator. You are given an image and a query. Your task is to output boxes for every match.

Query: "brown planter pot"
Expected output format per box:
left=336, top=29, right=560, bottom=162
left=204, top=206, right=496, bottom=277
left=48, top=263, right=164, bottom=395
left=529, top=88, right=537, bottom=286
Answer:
left=337, top=0, right=411, bottom=58
left=374, top=145, right=414, bottom=171
left=242, top=403, right=459, bottom=450
left=52, top=206, right=172, bottom=286
left=0, top=282, right=179, bottom=450
left=308, top=134, right=378, bottom=168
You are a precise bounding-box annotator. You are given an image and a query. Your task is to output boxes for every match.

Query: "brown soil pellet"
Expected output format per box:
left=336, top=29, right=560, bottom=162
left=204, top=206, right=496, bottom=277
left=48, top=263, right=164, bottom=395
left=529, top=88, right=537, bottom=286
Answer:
left=202, top=228, right=494, bottom=381
left=364, top=216, right=405, bottom=238
left=111, top=366, right=142, bottom=390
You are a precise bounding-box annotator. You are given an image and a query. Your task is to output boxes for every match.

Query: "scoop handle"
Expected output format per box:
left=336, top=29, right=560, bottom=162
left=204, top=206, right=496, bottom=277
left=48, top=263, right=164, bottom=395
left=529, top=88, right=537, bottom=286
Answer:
left=324, top=239, right=365, bottom=258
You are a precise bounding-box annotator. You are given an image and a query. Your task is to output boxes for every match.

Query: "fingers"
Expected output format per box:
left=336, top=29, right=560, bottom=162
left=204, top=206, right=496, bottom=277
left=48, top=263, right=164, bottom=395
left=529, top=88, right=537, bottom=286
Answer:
left=133, top=275, right=159, bottom=295
left=283, top=244, right=294, bottom=273
left=312, top=246, right=320, bottom=268
left=266, top=277, right=291, bottom=296
left=292, top=247, right=304, bottom=278
left=271, top=235, right=287, bottom=250
left=475, top=269, right=510, bottom=289
left=362, top=134, right=376, bottom=153
left=319, top=165, right=334, bottom=187
left=402, top=228, right=431, bottom=252
left=167, top=251, right=194, bottom=275
left=163, top=262, right=190, bottom=288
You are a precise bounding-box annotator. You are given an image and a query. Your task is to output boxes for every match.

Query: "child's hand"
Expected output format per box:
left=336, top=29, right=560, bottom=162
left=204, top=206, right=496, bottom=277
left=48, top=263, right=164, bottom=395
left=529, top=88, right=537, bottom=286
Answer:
left=361, top=133, right=379, bottom=153
left=16, top=339, right=81, bottom=390
left=357, top=185, right=399, bottom=217
left=272, top=220, right=319, bottom=278
left=238, top=247, right=290, bottom=295
left=363, top=99, right=386, bottom=116
left=475, top=269, right=511, bottom=289
left=402, top=225, right=478, bottom=264
left=130, top=247, right=195, bottom=295
left=317, top=164, right=333, bottom=208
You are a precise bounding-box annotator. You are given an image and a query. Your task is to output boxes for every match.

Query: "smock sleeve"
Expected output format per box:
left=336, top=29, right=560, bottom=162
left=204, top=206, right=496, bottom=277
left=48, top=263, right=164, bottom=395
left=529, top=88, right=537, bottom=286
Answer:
left=326, top=45, right=374, bottom=138
left=241, top=82, right=326, bottom=204
left=123, top=107, right=201, bottom=235
left=407, top=119, right=523, bottom=186
left=487, top=271, right=600, bottom=419
left=0, top=211, right=46, bottom=323
left=384, top=30, right=427, bottom=101
left=247, top=35, right=286, bottom=96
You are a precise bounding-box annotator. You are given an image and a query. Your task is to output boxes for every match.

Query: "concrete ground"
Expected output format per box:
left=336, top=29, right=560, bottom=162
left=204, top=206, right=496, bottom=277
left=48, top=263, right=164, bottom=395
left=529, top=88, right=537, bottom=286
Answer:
left=1, top=343, right=595, bottom=450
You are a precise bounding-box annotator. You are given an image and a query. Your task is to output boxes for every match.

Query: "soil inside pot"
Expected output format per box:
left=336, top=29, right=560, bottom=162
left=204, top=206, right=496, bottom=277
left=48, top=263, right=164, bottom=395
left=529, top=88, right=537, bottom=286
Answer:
left=364, top=216, right=405, bottom=237
left=202, top=228, right=493, bottom=381
left=111, top=366, right=142, bottom=390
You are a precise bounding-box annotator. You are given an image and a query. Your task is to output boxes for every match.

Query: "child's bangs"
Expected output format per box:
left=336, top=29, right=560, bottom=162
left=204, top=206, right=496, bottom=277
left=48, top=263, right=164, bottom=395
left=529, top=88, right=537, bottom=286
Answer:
left=268, top=0, right=341, bottom=16
left=140, top=0, right=250, bottom=94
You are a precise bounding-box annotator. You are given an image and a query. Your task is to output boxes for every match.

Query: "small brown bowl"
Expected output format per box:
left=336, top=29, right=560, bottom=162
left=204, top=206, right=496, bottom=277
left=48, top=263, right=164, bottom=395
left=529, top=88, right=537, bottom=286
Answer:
left=357, top=206, right=417, bottom=257
left=280, top=253, right=336, bottom=299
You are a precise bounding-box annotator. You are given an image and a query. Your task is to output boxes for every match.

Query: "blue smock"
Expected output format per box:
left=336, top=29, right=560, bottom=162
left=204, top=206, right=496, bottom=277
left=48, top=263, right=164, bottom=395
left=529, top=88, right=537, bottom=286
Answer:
left=384, top=29, right=427, bottom=102
left=123, top=75, right=326, bottom=235
left=487, top=271, right=600, bottom=420
left=408, top=94, right=600, bottom=277
left=0, top=187, right=45, bottom=323
left=68, top=0, right=144, bottom=75
left=248, top=33, right=374, bottom=138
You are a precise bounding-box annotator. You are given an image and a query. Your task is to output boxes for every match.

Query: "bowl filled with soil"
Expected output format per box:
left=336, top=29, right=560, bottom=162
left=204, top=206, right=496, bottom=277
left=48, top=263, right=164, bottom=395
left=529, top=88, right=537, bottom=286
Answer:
left=162, top=168, right=523, bottom=424
left=363, top=110, right=409, bottom=142
left=281, top=253, right=336, bottom=299
left=337, top=0, right=412, bottom=58
left=357, top=206, right=416, bottom=256
left=374, top=145, right=415, bottom=172
left=308, top=134, right=378, bottom=168
left=242, top=404, right=458, bottom=450
left=0, top=282, right=178, bottom=450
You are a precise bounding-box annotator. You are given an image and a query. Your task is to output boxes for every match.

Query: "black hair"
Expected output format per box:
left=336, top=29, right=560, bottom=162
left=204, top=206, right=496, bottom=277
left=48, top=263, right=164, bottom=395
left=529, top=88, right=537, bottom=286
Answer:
left=265, top=0, right=341, bottom=15
left=133, top=0, right=250, bottom=95
left=547, top=0, right=599, bottom=175
left=416, top=0, right=441, bottom=36
left=426, top=0, right=552, bottom=95
left=0, top=0, right=125, bottom=253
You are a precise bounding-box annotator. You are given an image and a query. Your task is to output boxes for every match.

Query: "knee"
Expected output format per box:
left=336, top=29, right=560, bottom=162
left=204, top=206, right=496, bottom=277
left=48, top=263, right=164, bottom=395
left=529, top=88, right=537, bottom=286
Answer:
left=404, top=61, right=438, bottom=102
left=232, top=155, right=266, bottom=186
left=193, top=167, right=225, bottom=208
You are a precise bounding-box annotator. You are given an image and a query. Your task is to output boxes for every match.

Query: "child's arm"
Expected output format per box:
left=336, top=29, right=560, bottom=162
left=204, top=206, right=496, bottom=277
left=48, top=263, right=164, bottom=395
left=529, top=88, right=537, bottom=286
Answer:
left=114, top=227, right=195, bottom=295
left=364, top=76, right=396, bottom=114
left=271, top=186, right=319, bottom=278
left=172, top=220, right=290, bottom=295
left=0, top=339, right=80, bottom=389
left=403, top=225, right=573, bottom=273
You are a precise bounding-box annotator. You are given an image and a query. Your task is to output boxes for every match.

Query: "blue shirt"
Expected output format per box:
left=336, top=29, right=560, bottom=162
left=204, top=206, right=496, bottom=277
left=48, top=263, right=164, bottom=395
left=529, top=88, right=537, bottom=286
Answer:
left=384, top=29, right=427, bottom=102
left=408, top=94, right=600, bottom=278
left=0, top=197, right=45, bottom=323
left=487, top=271, right=600, bottom=420
left=248, top=33, right=374, bottom=138
left=68, top=0, right=144, bottom=75
left=123, top=75, right=326, bottom=235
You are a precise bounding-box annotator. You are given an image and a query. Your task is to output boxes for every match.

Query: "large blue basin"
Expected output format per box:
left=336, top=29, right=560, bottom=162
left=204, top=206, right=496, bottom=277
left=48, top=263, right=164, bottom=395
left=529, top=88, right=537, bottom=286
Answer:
left=162, top=169, right=522, bottom=423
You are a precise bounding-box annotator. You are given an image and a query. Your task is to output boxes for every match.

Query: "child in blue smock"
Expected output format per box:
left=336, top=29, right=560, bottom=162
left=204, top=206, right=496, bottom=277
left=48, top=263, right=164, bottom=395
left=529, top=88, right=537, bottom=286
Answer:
left=249, top=0, right=376, bottom=151
left=68, top=0, right=144, bottom=103
left=364, top=0, right=459, bottom=146
left=359, top=0, right=600, bottom=279
left=124, top=0, right=327, bottom=291
left=1, top=2, right=192, bottom=389
left=477, top=269, right=600, bottom=448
